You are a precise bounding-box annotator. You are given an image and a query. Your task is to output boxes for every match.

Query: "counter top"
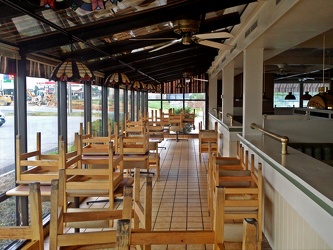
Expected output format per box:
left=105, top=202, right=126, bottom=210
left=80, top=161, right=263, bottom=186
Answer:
left=209, top=113, right=242, bottom=131
left=240, top=134, right=333, bottom=215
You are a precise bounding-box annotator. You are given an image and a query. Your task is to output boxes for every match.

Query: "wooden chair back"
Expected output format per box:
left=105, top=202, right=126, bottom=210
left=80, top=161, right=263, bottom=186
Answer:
left=148, top=120, right=164, bottom=142
left=0, top=182, right=43, bottom=250
left=124, top=117, right=147, bottom=136
left=148, top=141, right=160, bottom=180
left=79, top=122, right=115, bottom=155
left=49, top=174, right=153, bottom=250
left=16, top=133, right=81, bottom=185
left=181, top=109, right=195, bottom=129
left=198, top=121, right=218, bottom=161
left=66, top=134, right=125, bottom=222
left=213, top=155, right=263, bottom=248
left=159, top=109, right=170, bottom=129
left=49, top=179, right=133, bottom=250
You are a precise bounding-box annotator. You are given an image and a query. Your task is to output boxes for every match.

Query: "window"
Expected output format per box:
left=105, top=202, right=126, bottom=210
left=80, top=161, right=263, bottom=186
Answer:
left=274, top=82, right=330, bottom=108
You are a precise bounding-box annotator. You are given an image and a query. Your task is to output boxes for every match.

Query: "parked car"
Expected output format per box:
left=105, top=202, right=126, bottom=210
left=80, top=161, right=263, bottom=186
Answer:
left=0, top=112, right=6, bottom=127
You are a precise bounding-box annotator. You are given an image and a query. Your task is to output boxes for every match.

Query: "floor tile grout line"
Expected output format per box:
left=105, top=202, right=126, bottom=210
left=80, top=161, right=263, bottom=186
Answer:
left=152, top=139, right=173, bottom=230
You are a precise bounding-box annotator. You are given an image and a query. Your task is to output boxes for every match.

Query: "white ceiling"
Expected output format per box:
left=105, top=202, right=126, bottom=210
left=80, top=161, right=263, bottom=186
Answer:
left=210, top=0, right=333, bottom=81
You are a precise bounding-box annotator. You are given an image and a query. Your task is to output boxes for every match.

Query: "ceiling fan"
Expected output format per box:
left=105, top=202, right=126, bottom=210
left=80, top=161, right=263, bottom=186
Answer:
left=266, top=64, right=292, bottom=76
left=183, top=72, right=208, bottom=83
left=276, top=64, right=290, bottom=75
left=130, top=19, right=234, bottom=52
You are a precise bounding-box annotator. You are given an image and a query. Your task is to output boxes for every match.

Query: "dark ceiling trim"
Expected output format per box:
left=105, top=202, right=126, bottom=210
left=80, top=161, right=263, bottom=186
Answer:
left=89, top=45, right=215, bottom=72
left=0, top=0, right=256, bottom=84
left=17, top=2, right=245, bottom=53
left=98, top=46, right=217, bottom=81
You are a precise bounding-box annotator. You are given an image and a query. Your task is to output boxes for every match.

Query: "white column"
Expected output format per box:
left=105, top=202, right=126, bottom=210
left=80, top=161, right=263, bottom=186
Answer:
left=222, top=60, right=234, bottom=124
left=208, top=75, right=218, bottom=113
left=243, top=48, right=263, bottom=136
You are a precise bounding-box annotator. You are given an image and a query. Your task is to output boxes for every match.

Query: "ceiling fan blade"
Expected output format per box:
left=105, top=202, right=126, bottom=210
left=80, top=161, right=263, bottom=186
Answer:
left=194, top=32, right=234, bottom=40
left=129, top=37, right=177, bottom=41
left=198, top=40, right=233, bottom=50
left=149, top=39, right=181, bottom=53
left=193, top=78, right=208, bottom=82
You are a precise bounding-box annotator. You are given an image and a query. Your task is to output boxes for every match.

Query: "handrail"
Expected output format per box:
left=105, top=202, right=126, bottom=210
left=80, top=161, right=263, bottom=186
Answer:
left=250, top=123, right=289, bottom=155
left=226, top=113, right=233, bottom=126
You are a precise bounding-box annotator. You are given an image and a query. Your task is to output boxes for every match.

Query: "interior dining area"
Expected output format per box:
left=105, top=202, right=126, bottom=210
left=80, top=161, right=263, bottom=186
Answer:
left=1, top=0, right=333, bottom=249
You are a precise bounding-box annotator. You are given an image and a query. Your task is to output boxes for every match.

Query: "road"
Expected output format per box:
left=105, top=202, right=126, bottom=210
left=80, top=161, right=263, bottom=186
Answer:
left=0, top=105, right=85, bottom=174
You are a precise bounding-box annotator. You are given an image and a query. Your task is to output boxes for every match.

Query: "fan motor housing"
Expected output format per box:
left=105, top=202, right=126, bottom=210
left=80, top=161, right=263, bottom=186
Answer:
left=173, top=19, right=200, bottom=35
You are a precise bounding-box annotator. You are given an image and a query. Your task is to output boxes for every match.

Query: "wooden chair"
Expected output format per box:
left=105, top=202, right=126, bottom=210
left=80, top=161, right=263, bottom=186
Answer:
left=16, top=133, right=80, bottom=185
left=122, top=135, right=150, bottom=175
left=168, top=113, right=187, bottom=141
left=49, top=174, right=153, bottom=249
left=49, top=179, right=133, bottom=250
left=64, top=134, right=128, bottom=223
left=115, top=182, right=259, bottom=250
left=213, top=154, right=263, bottom=249
left=113, top=122, right=150, bottom=176
left=148, top=141, right=160, bottom=180
left=148, top=109, right=159, bottom=122
left=181, top=109, right=196, bottom=130
left=159, top=109, right=170, bottom=134
left=0, top=182, right=43, bottom=250
left=148, top=120, right=164, bottom=141
left=124, top=118, right=147, bottom=136
left=207, top=141, right=247, bottom=215
left=199, top=121, right=218, bottom=161
left=79, top=121, right=115, bottom=156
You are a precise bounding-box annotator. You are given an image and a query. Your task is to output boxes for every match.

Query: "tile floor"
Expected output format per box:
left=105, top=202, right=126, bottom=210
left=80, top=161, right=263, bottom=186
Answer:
left=44, top=137, right=271, bottom=249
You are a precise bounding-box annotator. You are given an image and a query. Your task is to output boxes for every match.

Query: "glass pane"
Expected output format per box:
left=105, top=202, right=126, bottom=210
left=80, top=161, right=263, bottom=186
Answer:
left=68, top=82, right=84, bottom=144
left=127, top=90, right=131, bottom=121
left=119, top=88, right=125, bottom=128
left=91, top=85, right=102, bottom=136
left=0, top=74, right=15, bottom=194
left=184, top=100, right=205, bottom=133
left=133, top=91, right=138, bottom=121
left=273, top=83, right=300, bottom=108
left=108, top=87, right=115, bottom=133
left=148, top=100, right=161, bottom=120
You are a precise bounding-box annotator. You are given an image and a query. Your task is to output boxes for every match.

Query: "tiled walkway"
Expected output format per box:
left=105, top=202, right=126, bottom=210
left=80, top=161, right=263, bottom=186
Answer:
left=151, top=138, right=210, bottom=234
left=44, top=137, right=271, bottom=249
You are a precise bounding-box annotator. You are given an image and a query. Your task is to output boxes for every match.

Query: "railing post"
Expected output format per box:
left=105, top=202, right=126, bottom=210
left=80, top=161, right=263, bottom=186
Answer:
left=116, top=219, right=131, bottom=250
left=250, top=123, right=289, bottom=155
left=226, top=113, right=233, bottom=126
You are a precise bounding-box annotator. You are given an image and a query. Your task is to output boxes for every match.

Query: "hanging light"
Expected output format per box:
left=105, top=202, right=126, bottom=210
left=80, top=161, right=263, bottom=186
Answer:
left=50, top=59, right=94, bottom=82
left=301, top=91, right=312, bottom=100
left=176, top=82, right=184, bottom=89
left=145, top=83, right=156, bottom=92
left=285, top=92, right=296, bottom=100
left=129, top=80, right=145, bottom=91
left=105, top=72, right=130, bottom=88
left=155, top=84, right=161, bottom=93
left=284, top=83, right=296, bottom=100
